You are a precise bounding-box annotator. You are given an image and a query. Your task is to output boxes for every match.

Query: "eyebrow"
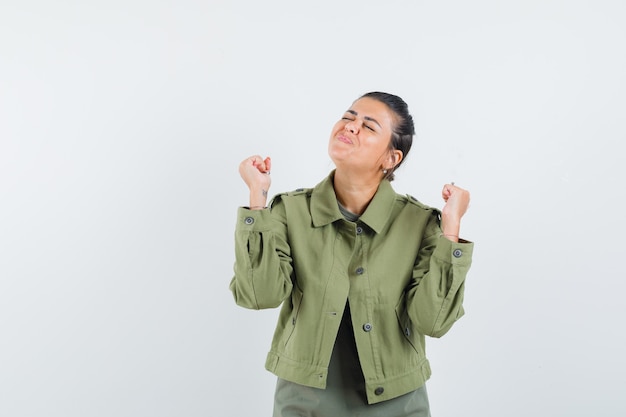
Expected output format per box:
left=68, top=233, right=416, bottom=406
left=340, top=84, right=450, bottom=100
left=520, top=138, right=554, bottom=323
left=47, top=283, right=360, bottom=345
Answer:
left=346, top=109, right=382, bottom=128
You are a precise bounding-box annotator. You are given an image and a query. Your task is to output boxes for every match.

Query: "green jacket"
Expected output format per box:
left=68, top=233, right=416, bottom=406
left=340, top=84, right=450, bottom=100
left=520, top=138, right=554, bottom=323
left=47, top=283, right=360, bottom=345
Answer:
left=230, top=171, right=474, bottom=404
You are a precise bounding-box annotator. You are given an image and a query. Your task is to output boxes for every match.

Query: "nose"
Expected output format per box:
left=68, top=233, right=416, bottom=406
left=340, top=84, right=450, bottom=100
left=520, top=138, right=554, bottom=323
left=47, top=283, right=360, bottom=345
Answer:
left=344, top=120, right=359, bottom=134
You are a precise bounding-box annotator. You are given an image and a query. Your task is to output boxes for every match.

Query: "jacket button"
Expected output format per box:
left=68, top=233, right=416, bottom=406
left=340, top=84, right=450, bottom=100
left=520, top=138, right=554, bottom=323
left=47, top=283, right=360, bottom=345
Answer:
left=356, top=226, right=363, bottom=235
left=244, top=216, right=254, bottom=225
left=405, top=327, right=411, bottom=336
left=453, top=249, right=463, bottom=258
left=355, top=267, right=364, bottom=275
left=374, top=387, right=384, bottom=395
left=363, top=323, right=372, bottom=332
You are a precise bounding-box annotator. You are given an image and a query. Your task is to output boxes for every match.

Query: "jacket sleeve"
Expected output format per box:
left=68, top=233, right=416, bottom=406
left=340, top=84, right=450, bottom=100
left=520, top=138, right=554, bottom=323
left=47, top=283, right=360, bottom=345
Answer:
left=405, top=213, right=474, bottom=338
left=229, top=196, right=294, bottom=310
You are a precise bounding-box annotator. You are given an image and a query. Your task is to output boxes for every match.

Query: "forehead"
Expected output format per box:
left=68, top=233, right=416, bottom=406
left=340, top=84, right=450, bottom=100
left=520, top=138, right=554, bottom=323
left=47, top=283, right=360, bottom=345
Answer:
left=348, top=97, right=395, bottom=128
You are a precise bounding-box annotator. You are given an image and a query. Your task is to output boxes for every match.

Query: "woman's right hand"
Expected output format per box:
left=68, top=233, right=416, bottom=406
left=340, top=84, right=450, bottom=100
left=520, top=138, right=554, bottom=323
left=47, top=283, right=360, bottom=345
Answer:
left=239, top=155, right=272, bottom=208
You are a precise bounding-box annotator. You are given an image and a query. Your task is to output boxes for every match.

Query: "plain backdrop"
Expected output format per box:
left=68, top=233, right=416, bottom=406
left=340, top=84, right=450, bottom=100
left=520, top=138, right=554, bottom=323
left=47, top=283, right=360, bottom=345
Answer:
left=1, top=1, right=625, bottom=416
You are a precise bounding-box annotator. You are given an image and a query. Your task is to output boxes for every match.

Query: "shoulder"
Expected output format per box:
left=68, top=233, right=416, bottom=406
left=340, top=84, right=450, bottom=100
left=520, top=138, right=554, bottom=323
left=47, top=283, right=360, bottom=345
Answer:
left=404, top=194, right=433, bottom=210
left=284, top=187, right=314, bottom=197
left=269, top=187, right=313, bottom=208
left=403, top=194, right=441, bottom=219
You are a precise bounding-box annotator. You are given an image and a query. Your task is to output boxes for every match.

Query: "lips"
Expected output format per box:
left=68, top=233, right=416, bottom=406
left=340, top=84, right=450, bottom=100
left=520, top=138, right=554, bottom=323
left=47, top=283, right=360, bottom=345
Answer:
left=337, top=134, right=353, bottom=144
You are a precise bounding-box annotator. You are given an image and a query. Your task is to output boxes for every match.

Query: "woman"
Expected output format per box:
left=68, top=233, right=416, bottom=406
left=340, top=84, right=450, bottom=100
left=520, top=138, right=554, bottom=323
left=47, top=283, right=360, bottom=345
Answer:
left=230, top=91, right=473, bottom=416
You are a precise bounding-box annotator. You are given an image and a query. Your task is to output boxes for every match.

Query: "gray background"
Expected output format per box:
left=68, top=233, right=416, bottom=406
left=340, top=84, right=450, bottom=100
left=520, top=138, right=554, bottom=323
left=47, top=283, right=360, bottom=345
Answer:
left=1, top=0, right=625, bottom=416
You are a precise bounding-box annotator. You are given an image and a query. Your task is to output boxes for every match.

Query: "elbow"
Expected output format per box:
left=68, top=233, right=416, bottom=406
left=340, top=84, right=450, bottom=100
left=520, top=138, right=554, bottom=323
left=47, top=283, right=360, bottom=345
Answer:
left=229, top=276, right=292, bottom=310
left=230, top=286, right=261, bottom=310
left=414, top=321, right=451, bottom=338
left=410, top=303, right=464, bottom=338
left=427, top=324, right=453, bottom=339
left=426, top=306, right=465, bottom=338
left=254, top=297, right=285, bottom=309
left=253, top=283, right=292, bottom=309
left=231, top=290, right=285, bottom=310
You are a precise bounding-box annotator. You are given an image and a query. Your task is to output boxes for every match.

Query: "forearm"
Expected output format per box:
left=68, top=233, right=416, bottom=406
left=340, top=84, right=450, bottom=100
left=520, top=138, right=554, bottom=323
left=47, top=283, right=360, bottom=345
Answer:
left=230, top=204, right=294, bottom=309
left=407, top=236, right=473, bottom=337
left=230, top=232, right=292, bottom=309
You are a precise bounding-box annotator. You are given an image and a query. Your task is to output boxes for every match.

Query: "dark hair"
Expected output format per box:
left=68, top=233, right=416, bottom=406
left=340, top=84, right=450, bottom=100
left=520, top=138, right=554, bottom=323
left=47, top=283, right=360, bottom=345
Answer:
left=360, top=91, right=415, bottom=181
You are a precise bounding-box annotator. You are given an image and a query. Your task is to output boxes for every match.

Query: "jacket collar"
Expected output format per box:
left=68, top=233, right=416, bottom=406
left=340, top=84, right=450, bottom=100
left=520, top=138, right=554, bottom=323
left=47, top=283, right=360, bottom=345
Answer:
left=310, top=170, right=396, bottom=234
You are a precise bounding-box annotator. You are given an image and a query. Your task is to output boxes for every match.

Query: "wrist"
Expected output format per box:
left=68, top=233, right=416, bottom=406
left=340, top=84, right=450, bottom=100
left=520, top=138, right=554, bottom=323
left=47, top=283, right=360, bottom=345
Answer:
left=248, top=202, right=267, bottom=210
left=441, top=217, right=460, bottom=242
left=440, top=233, right=459, bottom=243
left=249, top=188, right=268, bottom=209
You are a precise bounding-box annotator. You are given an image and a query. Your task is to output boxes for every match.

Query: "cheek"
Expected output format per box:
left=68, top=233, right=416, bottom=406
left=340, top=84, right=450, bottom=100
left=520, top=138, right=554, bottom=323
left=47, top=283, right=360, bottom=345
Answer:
left=328, top=122, right=343, bottom=144
left=330, top=121, right=344, bottom=135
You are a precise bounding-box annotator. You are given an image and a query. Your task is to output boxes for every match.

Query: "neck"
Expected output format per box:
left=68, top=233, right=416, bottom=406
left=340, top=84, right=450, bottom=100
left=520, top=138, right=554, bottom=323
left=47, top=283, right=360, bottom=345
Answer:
left=332, top=169, right=382, bottom=215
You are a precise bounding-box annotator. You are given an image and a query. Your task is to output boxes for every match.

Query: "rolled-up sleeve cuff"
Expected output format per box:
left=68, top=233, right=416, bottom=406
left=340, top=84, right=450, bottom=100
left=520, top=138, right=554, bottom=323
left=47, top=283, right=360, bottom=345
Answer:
left=433, top=235, right=474, bottom=265
left=236, top=207, right=273, bottom=232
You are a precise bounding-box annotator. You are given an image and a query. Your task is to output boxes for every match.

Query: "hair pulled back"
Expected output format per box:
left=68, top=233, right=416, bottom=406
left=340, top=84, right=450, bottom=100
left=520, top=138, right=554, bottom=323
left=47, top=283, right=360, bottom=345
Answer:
left=360, top=91, right=415, bottom=181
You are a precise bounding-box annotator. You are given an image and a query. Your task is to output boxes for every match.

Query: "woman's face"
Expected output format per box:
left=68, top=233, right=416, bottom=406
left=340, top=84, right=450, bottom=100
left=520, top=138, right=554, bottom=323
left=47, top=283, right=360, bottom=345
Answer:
left=328, top=97, right=398, bottom=175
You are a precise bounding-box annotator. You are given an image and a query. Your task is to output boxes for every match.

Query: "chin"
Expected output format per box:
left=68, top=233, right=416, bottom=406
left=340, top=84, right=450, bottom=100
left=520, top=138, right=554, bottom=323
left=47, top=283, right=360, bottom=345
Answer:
left=327, top=148, right=345, bottom=165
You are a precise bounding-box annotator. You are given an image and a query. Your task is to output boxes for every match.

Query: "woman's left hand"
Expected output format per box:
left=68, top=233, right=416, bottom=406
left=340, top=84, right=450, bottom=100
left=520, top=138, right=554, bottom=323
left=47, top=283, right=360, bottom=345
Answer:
left=441, top=183, right=470, bottom=220
left=440, top=183, right=470, bottom=241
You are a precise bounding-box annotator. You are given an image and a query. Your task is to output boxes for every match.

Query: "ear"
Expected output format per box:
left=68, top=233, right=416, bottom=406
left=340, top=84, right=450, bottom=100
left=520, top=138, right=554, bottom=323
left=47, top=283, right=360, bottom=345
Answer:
left=386, top=149, right=404, bottom=170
